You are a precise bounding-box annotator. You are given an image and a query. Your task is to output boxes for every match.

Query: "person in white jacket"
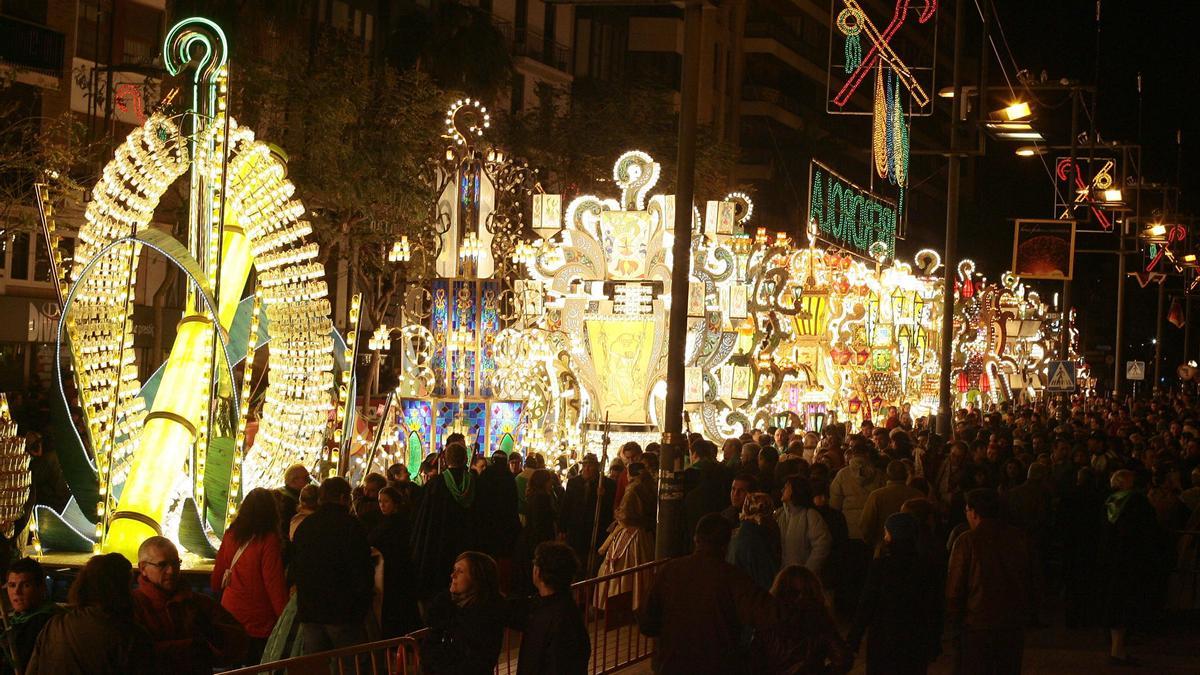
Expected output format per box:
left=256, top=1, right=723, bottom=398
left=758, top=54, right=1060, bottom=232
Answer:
left=775, top=476, right=832, bottom=573
left=830, top=445, right=885, bottom=540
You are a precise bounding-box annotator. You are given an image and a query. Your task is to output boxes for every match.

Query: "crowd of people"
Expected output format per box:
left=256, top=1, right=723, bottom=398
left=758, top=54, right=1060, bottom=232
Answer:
left=2, top=392, right=1199, bottom=674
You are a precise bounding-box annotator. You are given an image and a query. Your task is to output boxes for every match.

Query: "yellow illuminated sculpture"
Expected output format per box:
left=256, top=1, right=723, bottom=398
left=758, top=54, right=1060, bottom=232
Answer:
left=54, top=18, right=334, bottom=560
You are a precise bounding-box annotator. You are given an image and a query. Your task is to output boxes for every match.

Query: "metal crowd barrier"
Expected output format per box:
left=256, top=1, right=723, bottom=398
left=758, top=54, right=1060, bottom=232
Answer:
left=221, top=635, right=421, bottom=675
left=494, top=557, right=668, bottom=675
left=238, top=557, right=669, bottom=675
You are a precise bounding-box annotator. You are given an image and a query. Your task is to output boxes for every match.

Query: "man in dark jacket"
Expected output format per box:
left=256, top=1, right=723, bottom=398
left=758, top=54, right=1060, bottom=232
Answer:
left=475, top=451, right=522, bottom=561
left=638, top=514, right=779, bottom=675
left=2, top=557, right=61, bottom=675
left=292, top=476, right=375, bottom=655
left=132, top=537, right=246, bottom=674
left=946, top=488, right=1033, bottom=675
left=1100, top=469, right=1164, bottom=665
left=683, top=440, right=732, bottom=550
left=558, top=454, right=615, bottom=573
left=411, top=443, right=480, bottom=596
left=510, top=541, right=590, bottom=675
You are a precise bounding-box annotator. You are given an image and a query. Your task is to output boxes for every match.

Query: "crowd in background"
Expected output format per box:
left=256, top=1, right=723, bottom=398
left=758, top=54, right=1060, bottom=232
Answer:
left=3, top=390, right=1200, bottom=674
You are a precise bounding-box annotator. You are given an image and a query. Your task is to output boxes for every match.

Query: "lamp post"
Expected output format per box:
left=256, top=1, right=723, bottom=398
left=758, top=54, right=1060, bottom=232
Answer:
left=936, top=0, right=965, bottom=437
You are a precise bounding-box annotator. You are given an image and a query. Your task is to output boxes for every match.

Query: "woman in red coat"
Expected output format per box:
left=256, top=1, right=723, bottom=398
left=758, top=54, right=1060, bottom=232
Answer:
left=211, top=487, right=290, bottom=665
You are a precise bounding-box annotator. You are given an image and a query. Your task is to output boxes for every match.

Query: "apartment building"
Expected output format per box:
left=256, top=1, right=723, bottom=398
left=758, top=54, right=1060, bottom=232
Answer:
left=561, top=0, right=949, bottom=232
left=1, top=0, right=172, bottom=389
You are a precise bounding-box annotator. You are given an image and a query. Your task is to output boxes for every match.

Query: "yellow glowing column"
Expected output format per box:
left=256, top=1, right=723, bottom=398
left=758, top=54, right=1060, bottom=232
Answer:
left=103, top=226, right=251, bottom=557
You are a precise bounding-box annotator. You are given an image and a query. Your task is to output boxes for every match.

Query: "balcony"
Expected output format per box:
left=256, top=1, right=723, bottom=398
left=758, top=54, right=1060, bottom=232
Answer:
left=742, top=84, right=806, bottom=130
left=0, top=15, right=66, bottom=79
left=744, top=21, right=825, bottom=79
left=491, top=18, right=571, bottom=73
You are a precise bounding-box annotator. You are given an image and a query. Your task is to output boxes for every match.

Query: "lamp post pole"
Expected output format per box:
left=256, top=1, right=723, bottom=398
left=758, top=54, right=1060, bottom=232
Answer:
left=658, top=0, right=703, bottom=560
left=937, top=0, right=966, bottom=438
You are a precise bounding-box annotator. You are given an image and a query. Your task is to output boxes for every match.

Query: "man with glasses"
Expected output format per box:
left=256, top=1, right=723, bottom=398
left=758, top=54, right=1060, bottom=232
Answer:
left=132, top=536, right=245, bottom=673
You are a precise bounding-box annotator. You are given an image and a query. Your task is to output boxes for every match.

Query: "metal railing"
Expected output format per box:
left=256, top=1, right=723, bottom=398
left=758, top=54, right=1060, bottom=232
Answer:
left=222, top=635, right=422, bottom=675
left=744, top=21, right=825, bottom=67
left=490, top=17, right=571, bottom=72
left=495, top=557, right=668, bottom=675
left=741, top=85, right=805, bottom=118
left=240, top=557, right=669, bottom=675
left=0, top=15, right=66, bottom=78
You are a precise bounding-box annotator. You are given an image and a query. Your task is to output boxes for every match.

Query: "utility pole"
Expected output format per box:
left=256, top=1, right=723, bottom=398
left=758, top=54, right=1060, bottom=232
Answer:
left=1114, top=221, right=1126, bottom=393
left=1061, top=88, right=1079, bottom=363
left=937, top=0, right=966, bottom=437
left=657, top=0, right=703, bottom=560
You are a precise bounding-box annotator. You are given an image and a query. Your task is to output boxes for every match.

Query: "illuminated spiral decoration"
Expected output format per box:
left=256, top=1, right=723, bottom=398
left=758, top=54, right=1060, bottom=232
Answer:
left=725, top=191, right=755, bottom=225
left=913, top=249, right=942, bottom=276
left=445, top=98, right=491, bottom=146
left=613, top=150, right=660, bottom=210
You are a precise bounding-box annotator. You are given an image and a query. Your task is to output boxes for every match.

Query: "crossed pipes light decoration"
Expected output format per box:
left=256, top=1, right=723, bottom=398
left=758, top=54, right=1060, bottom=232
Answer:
left=834, top=0, right=937, bottom=109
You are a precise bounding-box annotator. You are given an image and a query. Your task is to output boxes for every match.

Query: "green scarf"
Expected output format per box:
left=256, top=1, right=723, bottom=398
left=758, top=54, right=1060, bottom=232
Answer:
left=9, top=601, right=58, bottom=627
left=1105, top=489, right=1134, bottom=524
left=444, top=468, right=476, bottom=508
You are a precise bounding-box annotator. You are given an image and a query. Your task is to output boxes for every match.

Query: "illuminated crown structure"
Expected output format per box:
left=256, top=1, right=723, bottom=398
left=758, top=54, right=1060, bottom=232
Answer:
left=369, top=99, right=541, bottom=477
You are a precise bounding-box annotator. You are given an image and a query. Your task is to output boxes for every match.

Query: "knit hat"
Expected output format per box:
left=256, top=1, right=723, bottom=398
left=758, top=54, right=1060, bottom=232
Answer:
left=884, top=512, right=918, bottom=542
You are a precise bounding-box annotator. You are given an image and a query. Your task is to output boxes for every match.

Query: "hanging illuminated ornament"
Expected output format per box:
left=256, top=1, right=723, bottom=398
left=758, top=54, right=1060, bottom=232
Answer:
left=873, top=62, right=889, bottom=180
left=889, top=70, right=908, bottom=188
left=847, top=395, right=863, bottom=416
left=837, top=7, right=865, bottom=74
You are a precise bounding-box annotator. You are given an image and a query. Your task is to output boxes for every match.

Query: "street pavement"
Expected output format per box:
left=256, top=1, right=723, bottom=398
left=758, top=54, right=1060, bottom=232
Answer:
left=616, top=616, right=1200, bottom=674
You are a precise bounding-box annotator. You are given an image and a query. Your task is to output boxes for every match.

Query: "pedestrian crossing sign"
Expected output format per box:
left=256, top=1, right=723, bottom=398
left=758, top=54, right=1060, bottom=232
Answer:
left=1046, top=361, right=1075, bottom=393
left=1125, top=360, right=1146, bottom=381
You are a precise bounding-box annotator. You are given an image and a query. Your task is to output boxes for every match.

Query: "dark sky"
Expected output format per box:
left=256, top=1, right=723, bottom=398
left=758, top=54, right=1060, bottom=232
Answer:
left=941, top=0, right=1200, bottom=382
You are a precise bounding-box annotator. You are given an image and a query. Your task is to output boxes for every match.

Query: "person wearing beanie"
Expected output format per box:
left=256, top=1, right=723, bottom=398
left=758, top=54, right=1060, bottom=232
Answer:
left=848, top=512, right=942, bottom=675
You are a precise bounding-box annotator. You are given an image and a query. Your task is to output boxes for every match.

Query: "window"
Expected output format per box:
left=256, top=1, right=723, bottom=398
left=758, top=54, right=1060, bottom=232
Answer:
left=76, top=0, right=112, bottom=62
left=2, top=231, right=74, bottom=286
left=9, top=233, right=30, bottom=281
left=123, top=37, right=154, bottom=63
left=365, top=14, right=374, bottom=44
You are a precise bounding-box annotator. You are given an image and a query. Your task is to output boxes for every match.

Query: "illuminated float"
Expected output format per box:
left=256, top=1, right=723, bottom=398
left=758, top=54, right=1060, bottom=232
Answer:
left=365, top=99, right=542, bottom=478
left=512, top=150, right=725, bottom=454
left=33, top=18, right=344, bottom=561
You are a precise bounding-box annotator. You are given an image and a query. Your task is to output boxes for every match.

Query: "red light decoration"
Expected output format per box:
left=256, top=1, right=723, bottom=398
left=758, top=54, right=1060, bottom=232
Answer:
left=1145, top=224, right=1187, bottom=273
left=1055, top=157, right=1113, bottom=231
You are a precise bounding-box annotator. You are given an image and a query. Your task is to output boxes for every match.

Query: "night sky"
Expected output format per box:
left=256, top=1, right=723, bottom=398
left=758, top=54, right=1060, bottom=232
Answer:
left=934, top=0, right=1200, bottom=383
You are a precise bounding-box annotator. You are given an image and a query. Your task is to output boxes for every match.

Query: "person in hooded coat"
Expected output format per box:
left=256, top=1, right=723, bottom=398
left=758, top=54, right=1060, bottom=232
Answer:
left=848, top=513, right=941, bottom=675
left=474, top=451, right=523, bottom=564
left=411, top=443, right=480, bottom=598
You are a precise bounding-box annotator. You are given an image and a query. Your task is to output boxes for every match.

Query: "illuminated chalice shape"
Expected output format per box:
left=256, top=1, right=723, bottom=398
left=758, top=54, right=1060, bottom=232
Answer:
left=56, top=19, right=334, bottom=559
